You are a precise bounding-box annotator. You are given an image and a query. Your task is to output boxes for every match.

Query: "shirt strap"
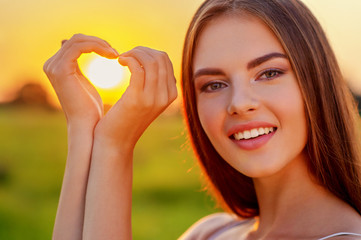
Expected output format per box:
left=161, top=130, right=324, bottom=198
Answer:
left=207, top=220, right=250, bottom=240
left=319, top=232, right=361, bottom=240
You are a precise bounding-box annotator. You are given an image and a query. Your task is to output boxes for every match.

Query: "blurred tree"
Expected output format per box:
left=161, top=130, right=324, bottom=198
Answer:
left=0, top=162, right=10, bottom=186
left=4, top=83, right=55, bottom=110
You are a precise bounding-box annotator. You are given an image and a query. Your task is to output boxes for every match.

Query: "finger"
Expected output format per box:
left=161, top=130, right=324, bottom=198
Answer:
left=44, top=51, right=65, bottom=78
left=121, top=47, right=158, bottom=96
left=143, top=49, right=176, bottom=104
left=163, top=53, right=178, bottom=101
left=45, top=35, right=118, bottom=77
left=62, top=33, right=113, bottom=49
left=44, top=42, right=67, bottom=75
left=118, top=56, right=145, bottom=92
left=62, top=41, right=119, bottom=65
left=58, top=34, right=118, bottom=62
left=152, top=51, right=170, bottom=105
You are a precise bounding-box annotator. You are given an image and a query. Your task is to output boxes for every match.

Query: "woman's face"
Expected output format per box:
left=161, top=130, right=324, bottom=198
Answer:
left=193, top=15, right=308, bottom=178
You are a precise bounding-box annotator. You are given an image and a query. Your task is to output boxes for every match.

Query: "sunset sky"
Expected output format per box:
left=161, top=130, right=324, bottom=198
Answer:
left=1, top=0, right=361, bottom=105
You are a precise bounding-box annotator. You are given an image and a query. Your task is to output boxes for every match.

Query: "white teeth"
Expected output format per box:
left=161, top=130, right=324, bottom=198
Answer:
left=234, top=132, right=244, bottom=140
left=243, top=130, right=251, bottom=139
left=250, top=129, right=259, bottom=138
left=233, top=127, right=276, bottom=140
left=258, top=128, right=265, bottom=135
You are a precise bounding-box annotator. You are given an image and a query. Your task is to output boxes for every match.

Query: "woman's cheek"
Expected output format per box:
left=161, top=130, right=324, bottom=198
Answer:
left=197, top=96, right=227, bottom=145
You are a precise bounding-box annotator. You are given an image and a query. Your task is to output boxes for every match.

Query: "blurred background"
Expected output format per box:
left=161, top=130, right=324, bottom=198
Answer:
left=0, top=0, right=360, bottom=239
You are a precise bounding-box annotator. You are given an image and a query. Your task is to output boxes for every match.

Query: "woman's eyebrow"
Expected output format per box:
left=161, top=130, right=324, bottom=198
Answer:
left=193, top=68, right=226, bottom=80
left=193, top=52, right=287, bottom=80
left=247, top=52, right=288, bottom=70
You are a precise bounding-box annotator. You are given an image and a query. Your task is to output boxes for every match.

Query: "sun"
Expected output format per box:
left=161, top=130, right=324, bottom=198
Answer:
left=78, top=52, right=131, bottom=105
left=79, top=53, right=127, bottom=89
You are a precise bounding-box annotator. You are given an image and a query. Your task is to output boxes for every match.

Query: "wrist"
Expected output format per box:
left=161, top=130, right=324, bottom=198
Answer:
left=91, top=134, right=135, bottom=170
left=67, top=120, right=98, bottom=135
left=93, top=130, right=136, bottom=154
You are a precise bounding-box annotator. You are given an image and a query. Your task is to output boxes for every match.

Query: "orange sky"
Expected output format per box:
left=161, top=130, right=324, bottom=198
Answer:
left=1, top=0, right=360, bottom=105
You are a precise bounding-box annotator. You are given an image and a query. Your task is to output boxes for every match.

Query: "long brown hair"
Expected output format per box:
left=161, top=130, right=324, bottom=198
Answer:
left=181, top=0, right=361, bottom=218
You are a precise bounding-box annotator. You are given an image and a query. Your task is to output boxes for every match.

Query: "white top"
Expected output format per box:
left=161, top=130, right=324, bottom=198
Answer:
left=179, top=213, right=361, bottom=240
left=319, top=232, right=361, bottom=240
left=209, top=219, right=361, bottom=239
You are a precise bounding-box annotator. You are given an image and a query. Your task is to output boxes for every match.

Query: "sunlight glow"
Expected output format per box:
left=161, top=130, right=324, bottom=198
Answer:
left=83, top=55, right=126, bottom=89
left=78, top=53, right=131, bottom=105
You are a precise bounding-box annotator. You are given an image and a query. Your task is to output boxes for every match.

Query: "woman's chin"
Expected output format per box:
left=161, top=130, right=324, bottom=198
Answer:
left=231, top=160, right=290, bottom=179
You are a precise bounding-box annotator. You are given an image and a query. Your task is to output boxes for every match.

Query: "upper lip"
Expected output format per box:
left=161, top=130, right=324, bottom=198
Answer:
left=227, top=121, right=277, bottom=137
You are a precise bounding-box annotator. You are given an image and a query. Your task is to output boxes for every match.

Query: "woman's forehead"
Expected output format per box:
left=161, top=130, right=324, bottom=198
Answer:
left=193, top=15, right=286, bottom=70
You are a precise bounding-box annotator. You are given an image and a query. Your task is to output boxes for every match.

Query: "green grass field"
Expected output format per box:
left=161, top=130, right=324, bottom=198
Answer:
left=0, top=106, right=218, bottom=240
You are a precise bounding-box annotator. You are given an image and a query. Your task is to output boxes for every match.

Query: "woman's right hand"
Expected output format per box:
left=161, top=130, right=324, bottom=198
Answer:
left=43, top=34, right=119, bottom=128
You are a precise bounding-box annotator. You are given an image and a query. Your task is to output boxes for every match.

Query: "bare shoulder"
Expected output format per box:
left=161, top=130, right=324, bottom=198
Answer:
left=178, top=212, right=238, bottom=240
left=319, top=212, right=361, bottom=240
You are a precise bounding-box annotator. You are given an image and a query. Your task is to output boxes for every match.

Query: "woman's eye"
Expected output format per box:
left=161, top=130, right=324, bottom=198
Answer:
left=201, top=82, right=227, bottom=92
left=257, top=69, right=283, bottom=81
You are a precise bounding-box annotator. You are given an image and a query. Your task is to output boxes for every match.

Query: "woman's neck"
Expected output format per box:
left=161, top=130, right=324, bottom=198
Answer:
left=250, top=153, right=360, bottom=239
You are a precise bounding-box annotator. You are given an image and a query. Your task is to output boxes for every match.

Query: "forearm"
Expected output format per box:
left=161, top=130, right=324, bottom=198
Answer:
left=53, top=124, right=95, bottom=240
left=83, top=137, right=133, bottom=240
left=44, top=34, right=123, bottom=239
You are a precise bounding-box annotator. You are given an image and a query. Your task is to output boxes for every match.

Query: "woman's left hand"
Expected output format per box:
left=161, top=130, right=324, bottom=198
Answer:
left=83, top=47, right=177, bottom=240
left=94, top=46, right=178, bottom=150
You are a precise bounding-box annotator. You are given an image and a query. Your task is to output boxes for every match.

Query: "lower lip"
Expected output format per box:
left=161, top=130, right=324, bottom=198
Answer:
left=231, top=130, right=276, bottom=150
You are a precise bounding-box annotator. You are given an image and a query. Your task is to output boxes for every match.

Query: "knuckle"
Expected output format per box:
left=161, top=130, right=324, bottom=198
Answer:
left=158, top=67, right=167, bottom=77
left=43, top=55, right=57, bottom=74
left=68, top=42, right=81, bottom=50
left=48, top=68, right=57, bottom=78
left=158, top=50, right=166, bottom=55
left=154, top=54, right=164, bottom=63
left=133, top=46, right=144, bottom=52
left=159, top=51, right=170, bottom=61
left=43, top=60, right=50, bottom=73
left=73, top=33, right=85, bottom=39
left=158, top=50, right=168, bottom=58
left=148, top=58, right=158, bottom=68
left=49, top=64, right=66, bottom=78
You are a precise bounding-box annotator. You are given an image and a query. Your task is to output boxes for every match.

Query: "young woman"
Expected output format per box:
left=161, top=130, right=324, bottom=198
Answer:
left=180, top=0, right=361, bottom=239
left=44, top=0, right=361, bottom=239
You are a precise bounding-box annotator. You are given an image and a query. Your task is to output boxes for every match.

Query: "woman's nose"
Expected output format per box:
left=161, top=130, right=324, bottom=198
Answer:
left=227, top=86, right=260, bottom=116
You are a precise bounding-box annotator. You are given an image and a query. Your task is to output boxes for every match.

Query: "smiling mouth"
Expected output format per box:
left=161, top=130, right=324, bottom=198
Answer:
left=231, top=127, right=277, bottom=140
